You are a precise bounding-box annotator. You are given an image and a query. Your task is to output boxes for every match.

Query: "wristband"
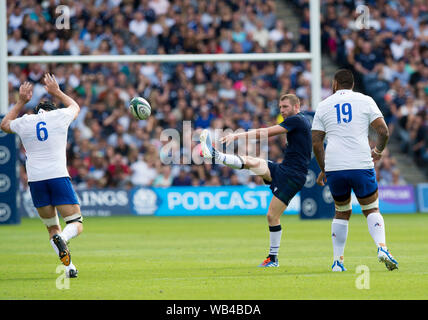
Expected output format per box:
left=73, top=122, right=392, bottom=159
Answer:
left=373, top=147, right=383, bottom=155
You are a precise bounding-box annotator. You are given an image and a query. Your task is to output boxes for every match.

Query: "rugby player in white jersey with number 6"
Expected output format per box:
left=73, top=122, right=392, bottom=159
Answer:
left=1, top=74, right=82, bottom=278
left=312, top=69, right=398, bottom=272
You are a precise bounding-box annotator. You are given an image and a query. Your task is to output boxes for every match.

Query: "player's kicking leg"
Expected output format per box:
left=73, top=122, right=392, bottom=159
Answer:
left=358, top=191, right=398, bottom=271
left=200, top=129, right=245, bottom=169
left=200, top=129, right=287, bottom=267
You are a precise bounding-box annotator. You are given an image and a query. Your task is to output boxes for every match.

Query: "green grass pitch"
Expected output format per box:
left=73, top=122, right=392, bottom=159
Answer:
left=0, top=214, right=427, bottom=300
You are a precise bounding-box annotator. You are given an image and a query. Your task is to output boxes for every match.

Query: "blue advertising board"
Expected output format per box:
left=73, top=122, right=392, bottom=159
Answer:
left=18, top=184, right=416, bottom=218
left=20, top=188, right=132, bottom=218
left=129, top=186, right=300, bottom=216
left=0, top=117, right=19, bottom=225
left=19, top=186, right=300, bottom=217
left=350, top=185, right=417, bottom=214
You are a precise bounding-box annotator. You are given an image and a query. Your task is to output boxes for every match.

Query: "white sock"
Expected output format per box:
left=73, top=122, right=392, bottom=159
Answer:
left=60, top=223, right=79, bottom=242
left=269, top=225, right=282, bottom=257
left=214, top=150, right=244, bottom=169
left=50, top=238, right=59, bottom=256
left=366, top=211, right=386, bottom=249
left=66, top=262, right=76, bottom=272
left=332, top=218, right=348, bottom=261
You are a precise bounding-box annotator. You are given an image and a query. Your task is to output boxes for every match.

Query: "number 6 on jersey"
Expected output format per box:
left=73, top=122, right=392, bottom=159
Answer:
left=36, top=121, right=48, bottom=141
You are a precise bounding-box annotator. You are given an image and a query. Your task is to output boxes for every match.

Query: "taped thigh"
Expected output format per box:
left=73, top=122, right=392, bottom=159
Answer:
left=360, top=199, right=379, bottom=211
left=41, top=215, right=60, bottom=227
left=335, top=201, right=352, bottom=212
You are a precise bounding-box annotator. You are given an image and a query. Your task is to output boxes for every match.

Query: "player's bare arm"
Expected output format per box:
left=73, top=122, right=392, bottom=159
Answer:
left=370, top=117, right=389, bottom=162
left=219, top=125, right=287, bottom=146
left=0, top=82, right=33, bottom=133
left=312, top=129, right=327, bottom=186
left=43, top=73, right=80, bottom=119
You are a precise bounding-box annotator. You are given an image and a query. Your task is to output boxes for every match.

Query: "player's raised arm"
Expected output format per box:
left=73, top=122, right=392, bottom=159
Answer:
left=370, top=117, right=389, bottom=162
left=43, top=73, right=80, bottom=119
left=0, top=82, right=33, bottom=134
left=219, top=125, right=287, bottom=147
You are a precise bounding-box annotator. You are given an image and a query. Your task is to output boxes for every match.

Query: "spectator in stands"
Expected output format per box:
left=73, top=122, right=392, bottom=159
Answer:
left=172, top=169, right=192, bottom=186
left=129, top=11, right=148, bottom=38
left=409, top=112, right=428, bottom=166
left=354, top=41, right=379, bottom=75
left=378, top=156, right=395, bottom=186
left=391, top=168, right=407, bottom=186
left=9, top=5, right=24, bottom=30
left=7, top=29, right=27, bottom=56
left=153, top=166, right=173, bottom=187
left=392, top=58, right=411, bottom=86
left=42, top=30, right=60, bottom=55
left=299, top=6, right=310, bottom=51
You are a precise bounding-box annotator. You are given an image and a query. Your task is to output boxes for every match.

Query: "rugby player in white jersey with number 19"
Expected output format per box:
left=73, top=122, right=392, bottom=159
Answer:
left=311, top=69, right=398, bottom=272
left=1, top=74, right=82, bottom=278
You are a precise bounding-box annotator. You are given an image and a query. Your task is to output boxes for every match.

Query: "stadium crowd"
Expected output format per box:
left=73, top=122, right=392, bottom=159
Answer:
left=6, top=0, right=416, bottom=191
left=291, top=0, right=428, bottom=176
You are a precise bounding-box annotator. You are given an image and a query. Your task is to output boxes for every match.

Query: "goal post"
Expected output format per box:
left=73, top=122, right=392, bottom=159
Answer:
left=0, top=0, right=321, bottom=224
left=0, top=1, right=321, bottom=115
left=0, top=0, right=8, bottom=116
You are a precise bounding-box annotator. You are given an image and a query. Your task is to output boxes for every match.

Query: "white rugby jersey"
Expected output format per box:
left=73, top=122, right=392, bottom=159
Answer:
left=10, top=107, right=77, bottom=182
left=311, top=89, right=383, bottom=171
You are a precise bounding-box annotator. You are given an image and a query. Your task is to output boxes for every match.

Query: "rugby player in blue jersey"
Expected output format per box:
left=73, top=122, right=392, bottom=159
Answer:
left=200, top=93, right=312, bottom=267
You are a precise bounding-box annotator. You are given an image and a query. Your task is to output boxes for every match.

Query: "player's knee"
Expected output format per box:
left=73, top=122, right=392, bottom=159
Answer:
left=267, top=211, right=280, bottom=225
left=76, top=222, right=84, bottom=234
left=334, top=211, right=351, bottom=220
left=242, top=156, right=254, bottom=169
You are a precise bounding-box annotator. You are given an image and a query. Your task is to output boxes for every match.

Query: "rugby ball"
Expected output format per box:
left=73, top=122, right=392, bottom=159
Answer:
left=129, top=97, right=151, bottom=120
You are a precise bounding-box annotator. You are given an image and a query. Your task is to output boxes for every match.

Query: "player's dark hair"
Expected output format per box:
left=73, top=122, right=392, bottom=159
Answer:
left=34, top=101, right=57, bottom=113
left=334, top=69, right=354, bottom=89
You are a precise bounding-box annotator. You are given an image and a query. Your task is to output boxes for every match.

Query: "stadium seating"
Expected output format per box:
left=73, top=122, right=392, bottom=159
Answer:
left=292, top=0, right=428, bottom=178
left=7, top=0, right=425, bottom=192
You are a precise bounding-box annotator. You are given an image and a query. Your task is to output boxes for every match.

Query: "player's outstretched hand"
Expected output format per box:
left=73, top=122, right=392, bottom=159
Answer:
left=316, top=171, right=327, bottom=186
left=43, top=73, right=61, bottom=95
left=18, top=82, right=33, bottom=103
left=219, top=134, right=237, bottom=147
